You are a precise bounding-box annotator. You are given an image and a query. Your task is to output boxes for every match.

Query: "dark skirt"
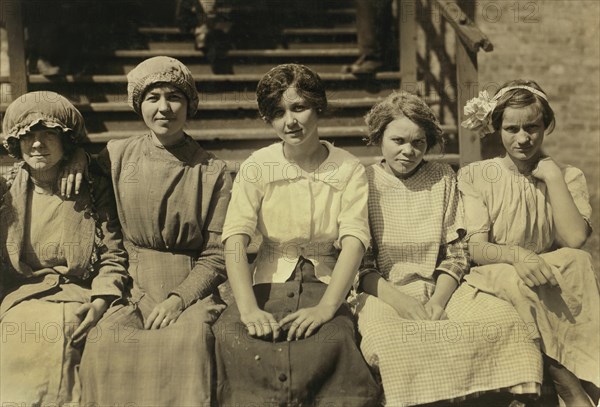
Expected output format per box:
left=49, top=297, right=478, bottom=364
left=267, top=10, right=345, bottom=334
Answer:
left=213, top=257, right=381, bottom=406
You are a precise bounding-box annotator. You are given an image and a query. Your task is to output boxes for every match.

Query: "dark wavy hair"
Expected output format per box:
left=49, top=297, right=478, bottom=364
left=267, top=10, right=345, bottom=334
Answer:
left=491, top=79, right=555, bottom=135
left=364, top=91, right=444, bottom=152
left=256, top=64, right=327, bottom=123
left=4, top=124, right=78, bottom=162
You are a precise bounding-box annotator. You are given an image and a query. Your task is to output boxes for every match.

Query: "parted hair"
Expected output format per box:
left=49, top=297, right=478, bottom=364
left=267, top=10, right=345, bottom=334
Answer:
left=364, top=91, right=443, bottom=151
left=491, top=79, right=555, bottom=135
left=256, top=64, right=327, bottom=123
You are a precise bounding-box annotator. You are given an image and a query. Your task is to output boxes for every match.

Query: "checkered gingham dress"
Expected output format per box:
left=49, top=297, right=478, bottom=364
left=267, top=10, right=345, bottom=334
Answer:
left=354, top=162, right=542, bottom=406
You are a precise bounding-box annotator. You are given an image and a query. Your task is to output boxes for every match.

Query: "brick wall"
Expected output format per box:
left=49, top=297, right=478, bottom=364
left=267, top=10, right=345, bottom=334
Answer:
left=473, top=0, right=600, bottom=264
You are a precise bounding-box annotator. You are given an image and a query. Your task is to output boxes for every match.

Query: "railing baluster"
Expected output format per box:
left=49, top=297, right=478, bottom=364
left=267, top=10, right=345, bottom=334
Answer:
left=5, top=0, right=28, bottom=101
left=455, top=38, right=481, bottom=166
left=399, top=0, right=418, bottom=92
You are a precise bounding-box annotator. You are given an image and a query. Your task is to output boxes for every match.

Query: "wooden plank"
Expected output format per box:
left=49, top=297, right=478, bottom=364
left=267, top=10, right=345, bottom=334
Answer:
left=0, top=72, right=402, bottom=84
left=82, top=125, right=457, bottom=143
left=282, top=28, right=356, bottom=36
left=399, top=0, right=418, bottom=90
left=109, top=48, right=359, bottom=59
left=213, top=7, right=356, bottom=15
left=434, top=0, right=493, bottom=53
left=0, top=154, right=461, bottom=176
left=1, top=96, right=440, bottom=113
left=138, top=27, right=357, bottom=37
left=455, top=36, right=481, bottom=166
left=5, top=0, right=28, bottom=100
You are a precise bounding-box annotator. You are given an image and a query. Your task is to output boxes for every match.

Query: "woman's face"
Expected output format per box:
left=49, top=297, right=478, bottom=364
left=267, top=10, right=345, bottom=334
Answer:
left=500, top=104, right=545, bottom=163
left=20, top=128, right=64, bottom=172
left=380, top=116, right=427, bottom=177
left=141, top=84, right=188, bottom=144
left=270, top=87, right=319, bottom=147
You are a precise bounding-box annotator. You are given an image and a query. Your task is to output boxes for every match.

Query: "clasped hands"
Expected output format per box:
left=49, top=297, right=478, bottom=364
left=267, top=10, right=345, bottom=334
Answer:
left=390, top=292, right=448, bottom=321
left=240, top=304, right=337, bottom=341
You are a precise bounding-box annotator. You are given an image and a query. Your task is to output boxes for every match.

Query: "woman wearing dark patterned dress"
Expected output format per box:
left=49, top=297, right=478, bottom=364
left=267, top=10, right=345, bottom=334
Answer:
left=79, top=56, right=231, bottom=406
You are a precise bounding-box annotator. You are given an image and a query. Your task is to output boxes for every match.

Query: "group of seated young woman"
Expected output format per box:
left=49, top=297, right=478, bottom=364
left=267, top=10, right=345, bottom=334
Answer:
left=0, top=57, right=598, bottom=407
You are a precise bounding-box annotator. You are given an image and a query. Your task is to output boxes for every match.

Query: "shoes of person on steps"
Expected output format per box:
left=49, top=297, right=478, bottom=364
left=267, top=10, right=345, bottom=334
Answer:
left=36, top=58, right=61, bottom=76
left=194, top=24, right=211, bottom=51
left=347, top=55, right=384, bottom=74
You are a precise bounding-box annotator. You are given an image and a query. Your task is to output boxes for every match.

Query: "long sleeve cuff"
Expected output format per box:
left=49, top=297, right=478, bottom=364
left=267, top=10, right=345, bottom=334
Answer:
left=91, top=274, right=128, bottom=300
left=169, top=232, right=227, bottom=309
left=170, top=265, right=225, bottom=309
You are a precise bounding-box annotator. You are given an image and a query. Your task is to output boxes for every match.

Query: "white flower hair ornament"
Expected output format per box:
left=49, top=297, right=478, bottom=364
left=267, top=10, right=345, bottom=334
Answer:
left=460, top=90, right=496, bottom=138
left=460, top=85, right=549, bottom=138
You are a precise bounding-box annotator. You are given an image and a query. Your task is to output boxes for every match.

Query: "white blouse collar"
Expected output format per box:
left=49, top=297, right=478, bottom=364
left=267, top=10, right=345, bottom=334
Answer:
left=250, top=141, right=359, bottom=190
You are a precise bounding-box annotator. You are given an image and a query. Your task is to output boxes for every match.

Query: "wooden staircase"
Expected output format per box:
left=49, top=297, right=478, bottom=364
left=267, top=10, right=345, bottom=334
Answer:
left=1, top=0, right=493, bottom=170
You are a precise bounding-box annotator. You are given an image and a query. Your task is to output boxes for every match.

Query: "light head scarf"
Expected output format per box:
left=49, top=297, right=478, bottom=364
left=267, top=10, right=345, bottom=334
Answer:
left=1, top=91, right=87, bottom=158
left=127, top=56, right=199, bottom=118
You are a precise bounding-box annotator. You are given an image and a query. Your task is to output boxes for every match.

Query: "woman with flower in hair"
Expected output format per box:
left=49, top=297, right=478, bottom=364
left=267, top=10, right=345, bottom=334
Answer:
left=459, top=79, right=600, bottom=405
left=77, top=56, right=231, bottom=405
left=355, top=91, right=542, bottom=406
left=213, top=63, right=380, bottom=405
left=0, top=91, right=129, bottom=404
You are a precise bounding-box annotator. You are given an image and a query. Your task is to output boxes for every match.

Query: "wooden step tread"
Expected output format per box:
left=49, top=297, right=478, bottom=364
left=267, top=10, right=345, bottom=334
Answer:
left=0, top=154, right=461, bottom=174
left=1, top=97, right=428, bottom=113
left=106, top=48, right=359, bottom=58
left=213, top=6, right=356, bottom=15
left=283, top=27, right=356, bottom=36
left=82, top=125, right=457, bottom=143
left=1, top=72, right=401, bottom=85
left=138, top=27, right=357, bottom=36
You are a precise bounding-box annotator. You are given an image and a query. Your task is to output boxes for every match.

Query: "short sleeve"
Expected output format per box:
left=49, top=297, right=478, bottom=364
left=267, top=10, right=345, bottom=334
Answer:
left=221, top=158, right=264, bottom=243
left=442, top=167, right=466, bottom=244
left=457, top=164, right=491, bottom=240
left=563, top=166, right=592, bottom=228
left=337, top=162, right=370, bottom=251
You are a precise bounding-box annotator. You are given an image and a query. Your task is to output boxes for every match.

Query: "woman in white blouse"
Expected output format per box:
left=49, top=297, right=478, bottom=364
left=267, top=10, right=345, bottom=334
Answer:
left=212, top=64, right=380, bottom=405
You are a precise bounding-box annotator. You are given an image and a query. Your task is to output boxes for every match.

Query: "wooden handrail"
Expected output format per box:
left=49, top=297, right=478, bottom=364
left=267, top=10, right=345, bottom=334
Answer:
left=434, top=0, right=493, bottom=53
left=397, top=0, right=494, bottom=166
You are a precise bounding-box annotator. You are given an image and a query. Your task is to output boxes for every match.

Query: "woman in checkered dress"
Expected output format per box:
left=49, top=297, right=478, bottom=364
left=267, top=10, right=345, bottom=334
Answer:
left=354, top=91, right=542, bottom=406
left=458, top=80, right=599, bottom=406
